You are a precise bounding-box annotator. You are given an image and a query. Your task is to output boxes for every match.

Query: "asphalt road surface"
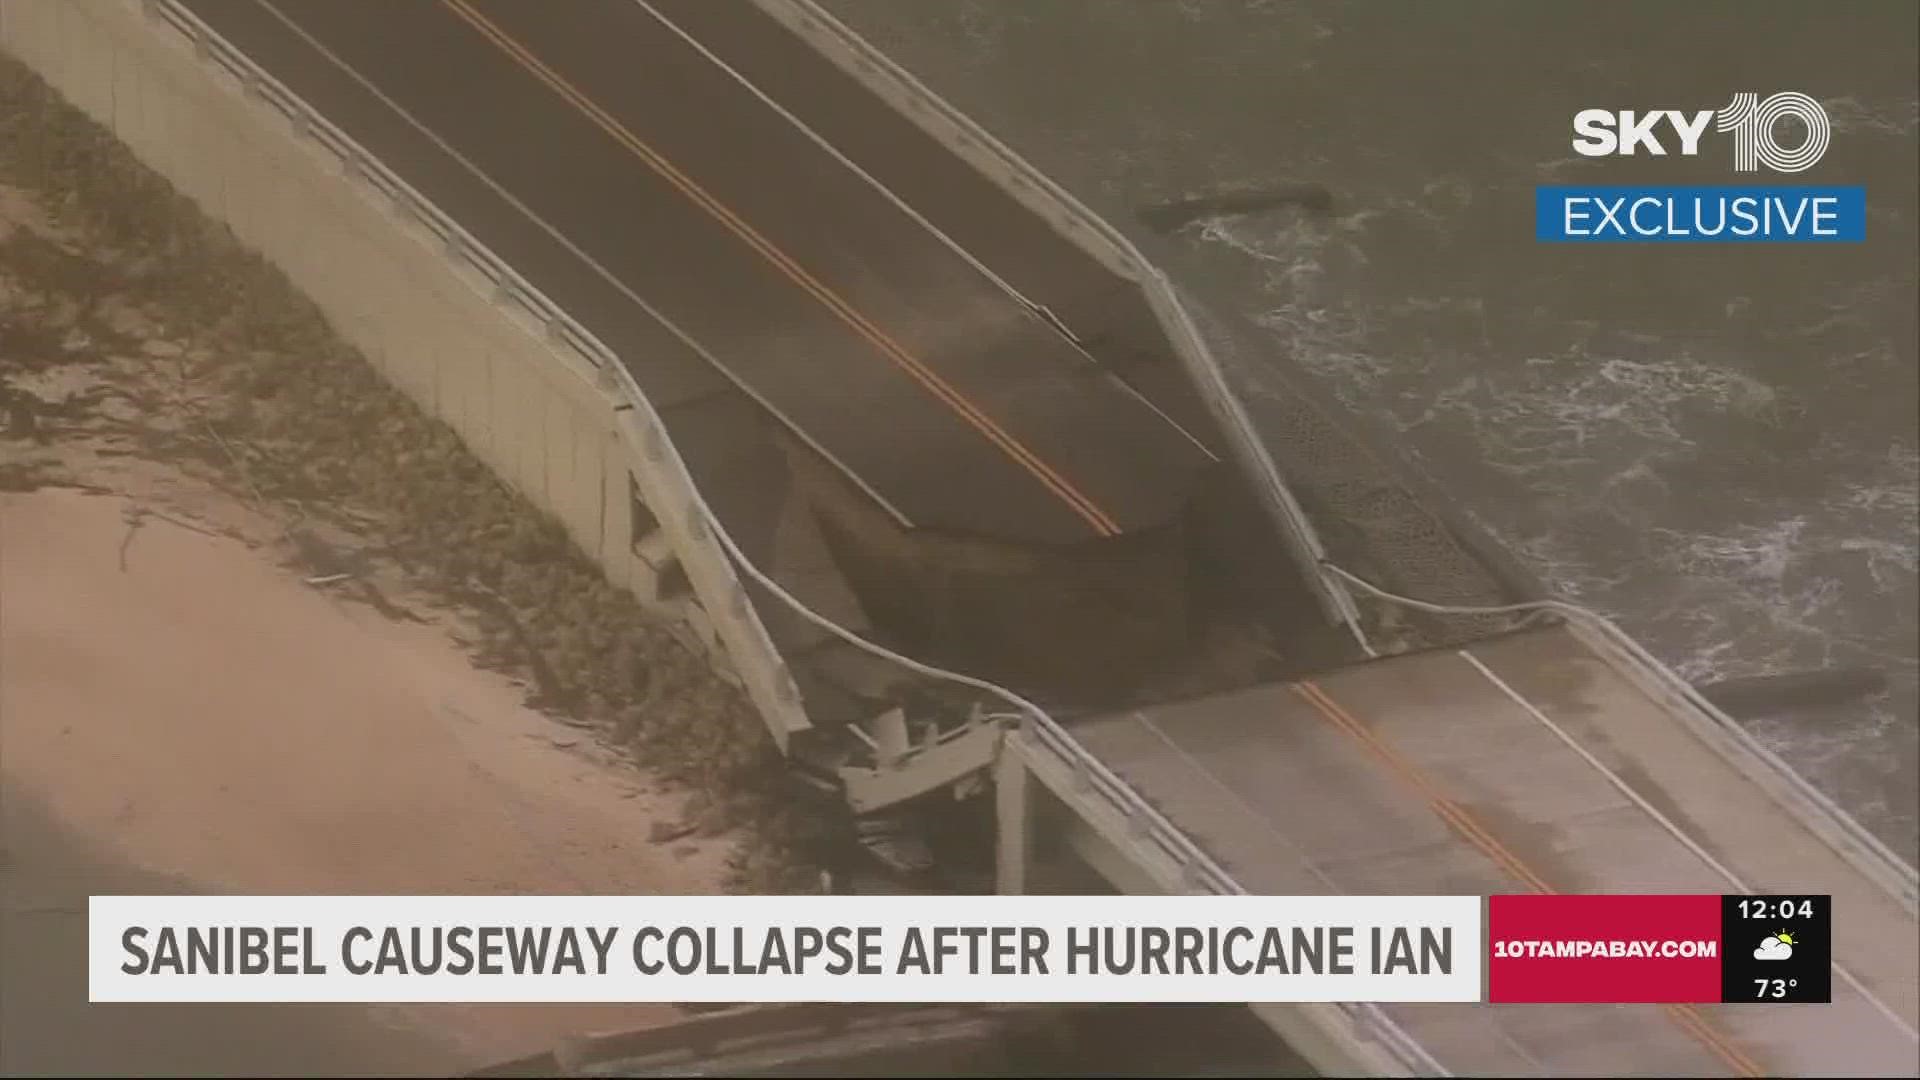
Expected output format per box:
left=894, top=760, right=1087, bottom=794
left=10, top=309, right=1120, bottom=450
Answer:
left=183, top=0, right=1216, bottom=546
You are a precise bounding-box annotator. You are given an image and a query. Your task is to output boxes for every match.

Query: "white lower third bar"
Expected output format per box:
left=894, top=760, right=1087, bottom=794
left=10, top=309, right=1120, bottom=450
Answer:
left=90, top=894, right=1484, bottom=1004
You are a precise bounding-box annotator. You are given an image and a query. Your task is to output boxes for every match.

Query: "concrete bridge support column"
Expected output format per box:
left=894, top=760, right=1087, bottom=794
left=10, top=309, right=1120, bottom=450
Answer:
left=994, top=746, right=1035, bottom=895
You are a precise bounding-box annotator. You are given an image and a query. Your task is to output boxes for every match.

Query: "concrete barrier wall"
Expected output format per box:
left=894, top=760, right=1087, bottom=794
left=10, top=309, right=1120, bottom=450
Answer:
left=0, top=0, right=811, bottom=747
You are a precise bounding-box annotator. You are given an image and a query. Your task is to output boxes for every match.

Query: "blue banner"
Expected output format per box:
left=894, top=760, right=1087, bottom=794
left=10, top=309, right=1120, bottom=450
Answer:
left=1536, top=186, right=1866, bottom=242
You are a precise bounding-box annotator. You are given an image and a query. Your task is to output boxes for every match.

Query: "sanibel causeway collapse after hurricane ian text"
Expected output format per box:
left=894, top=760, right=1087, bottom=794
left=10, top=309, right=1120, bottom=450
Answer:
left=118, top=923, right=1457, bottom=978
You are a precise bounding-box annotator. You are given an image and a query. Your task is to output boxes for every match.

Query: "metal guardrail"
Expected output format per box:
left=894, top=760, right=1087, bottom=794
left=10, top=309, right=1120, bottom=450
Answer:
left=142, top=0, right=811, bottom=744
left=1017, top=715, right=1238, bottom=897
left=1012, top=714, right=1448, bottom=1077
left=752, top=0, right=1367, bottom=645
left=1319, top=561, right=1920, bottom=914
left=1572, top=618, right=1920, bottom=913
left=142, top=1, right=610, bottom=375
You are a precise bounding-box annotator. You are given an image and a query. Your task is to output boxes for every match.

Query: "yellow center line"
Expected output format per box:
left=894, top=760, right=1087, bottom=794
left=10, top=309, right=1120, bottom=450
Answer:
left=440, top=0, right=1120, bottom=537
left=1292, top=679, right=1767, bottom=1078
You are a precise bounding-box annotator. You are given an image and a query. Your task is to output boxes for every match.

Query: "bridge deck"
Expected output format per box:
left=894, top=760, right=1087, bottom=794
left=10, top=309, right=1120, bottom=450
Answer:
left=1070, top=624, right=1918, bottom=1077
left=183, top=0, right=1214, bottom=547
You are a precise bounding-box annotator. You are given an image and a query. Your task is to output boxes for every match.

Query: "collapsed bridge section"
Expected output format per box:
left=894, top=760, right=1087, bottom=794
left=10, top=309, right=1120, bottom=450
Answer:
left=179, top=0, right=1287, bottom=720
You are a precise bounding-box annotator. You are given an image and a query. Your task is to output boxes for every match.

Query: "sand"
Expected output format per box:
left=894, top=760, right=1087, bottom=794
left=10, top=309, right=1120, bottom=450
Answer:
left=0, top=480, right=731, bottom=1072
left=0, top=176, right=733, bottom=1073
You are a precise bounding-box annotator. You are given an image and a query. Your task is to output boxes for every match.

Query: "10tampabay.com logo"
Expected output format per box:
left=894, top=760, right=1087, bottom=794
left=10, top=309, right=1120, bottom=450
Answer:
left=1537, top=92, right=1865, bottom=243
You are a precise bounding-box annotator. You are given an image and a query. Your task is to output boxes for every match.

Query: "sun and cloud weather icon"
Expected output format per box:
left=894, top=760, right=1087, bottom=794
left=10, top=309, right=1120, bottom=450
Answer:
left=1754, top=930, right=1797, bottom=961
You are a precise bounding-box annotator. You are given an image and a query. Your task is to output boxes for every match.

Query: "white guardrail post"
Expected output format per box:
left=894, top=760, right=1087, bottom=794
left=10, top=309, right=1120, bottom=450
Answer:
left=143, top=0, right=812, bottom=749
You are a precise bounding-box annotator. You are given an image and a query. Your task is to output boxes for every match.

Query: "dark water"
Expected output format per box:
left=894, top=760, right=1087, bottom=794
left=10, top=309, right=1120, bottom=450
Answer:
left=821, top=1, right=1920, bottom=856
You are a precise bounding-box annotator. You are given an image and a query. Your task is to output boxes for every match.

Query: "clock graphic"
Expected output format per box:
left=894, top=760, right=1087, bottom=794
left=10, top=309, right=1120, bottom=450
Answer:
left=1721, top=894, right=1830, bottom=1003
left=1736, top=897, right=1819, bottom=923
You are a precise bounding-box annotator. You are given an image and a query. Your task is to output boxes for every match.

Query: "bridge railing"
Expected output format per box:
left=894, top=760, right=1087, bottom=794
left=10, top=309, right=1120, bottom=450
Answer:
left=1572, top=617, right=1920, bottom=912
left=143, top=0, right=813, bottom=749
left=1320, top=562, right=1920, bottom=915
left=1011, top=712, right=1447, bottom=1076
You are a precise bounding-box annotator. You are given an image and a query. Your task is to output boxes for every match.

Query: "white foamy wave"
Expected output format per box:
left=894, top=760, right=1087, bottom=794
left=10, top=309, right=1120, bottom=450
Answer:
left=1658, top=516, right=1808, bottom=589
left=1841, top=442, right=1920, bottom=514
left=1822, top=95, right=1920, bottom=138
left=1839, top=535, right=1919, bottom=593
left=1250, top=301, right=1403, bottom=394
left=1828, top=442, right=1920, bottom=591
left=1203, top=215, right=1416, bottom=396
left=1196, top=213, right=1343, bottom=278
left=1405, top=354, right=1779, bottom=472
left=1491, top=522, right=1635, bottom=605
left=1647, top=512, right=1912, bottom=685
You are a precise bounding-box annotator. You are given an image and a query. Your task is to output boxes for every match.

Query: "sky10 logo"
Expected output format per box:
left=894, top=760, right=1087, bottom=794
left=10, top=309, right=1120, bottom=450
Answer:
left=1542, top=91, right=1859, bottom=242
left=1571, top=92, right=1832, bottom=173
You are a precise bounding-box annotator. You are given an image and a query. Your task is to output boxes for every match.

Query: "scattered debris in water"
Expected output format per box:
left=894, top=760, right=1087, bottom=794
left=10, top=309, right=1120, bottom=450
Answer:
left=1695, top=668, right=1889, bottom=718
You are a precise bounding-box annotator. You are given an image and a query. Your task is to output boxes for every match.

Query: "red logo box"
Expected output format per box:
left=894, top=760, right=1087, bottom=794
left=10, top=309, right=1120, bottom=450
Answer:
left=1488, top=894, right=1723, bottom=1003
